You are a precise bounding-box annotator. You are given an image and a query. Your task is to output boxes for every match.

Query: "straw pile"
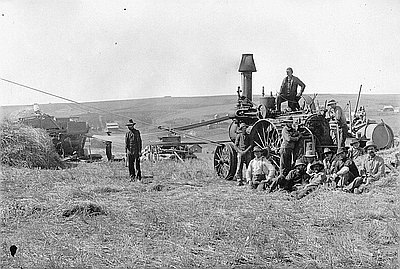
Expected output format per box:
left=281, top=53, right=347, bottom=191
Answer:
left=0, top=120, right=63, bottom=169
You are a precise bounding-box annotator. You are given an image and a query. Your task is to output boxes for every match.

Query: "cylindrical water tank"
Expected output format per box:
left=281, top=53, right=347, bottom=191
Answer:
left=357, top=122, right=394, bottom=149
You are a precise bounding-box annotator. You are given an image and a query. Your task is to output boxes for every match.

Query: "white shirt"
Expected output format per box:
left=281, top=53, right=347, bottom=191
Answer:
left=246, top=156, right=276, bottom=181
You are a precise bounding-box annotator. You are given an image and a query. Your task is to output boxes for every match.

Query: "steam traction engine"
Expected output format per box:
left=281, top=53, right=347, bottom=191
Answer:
left=213, top=54, right=333, bottom=180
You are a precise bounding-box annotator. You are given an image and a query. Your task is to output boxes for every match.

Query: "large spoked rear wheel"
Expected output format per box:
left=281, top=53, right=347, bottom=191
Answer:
left=249, top=119, right=282, bottom=169
left=214, top=143, right=237, bottom=180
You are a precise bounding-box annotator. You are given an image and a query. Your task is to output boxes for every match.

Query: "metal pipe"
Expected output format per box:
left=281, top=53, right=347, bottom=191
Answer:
left=354, top=84, right=362, bottom=115
left=348, top=101, right=352, bottom=133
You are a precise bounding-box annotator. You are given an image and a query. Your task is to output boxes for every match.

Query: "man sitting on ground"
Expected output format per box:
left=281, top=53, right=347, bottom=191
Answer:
left=271, top=159, right=310, bottom=192
left=322, top=148, right=335, bottom=176
left=344, top=141, right=385, bottom=194
left=347, top=138, right=365, bottom=162
left=294, top=160, right=327, bottom=199
left=300, top=150, right=316, bottom=175
left=246, top=146, right=276, bottom=191
left=330, top=147, right=359, bottom=188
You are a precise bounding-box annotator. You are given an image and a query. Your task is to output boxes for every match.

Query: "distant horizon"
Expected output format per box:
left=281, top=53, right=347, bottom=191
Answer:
left=1, top=92, right=400, bottom=108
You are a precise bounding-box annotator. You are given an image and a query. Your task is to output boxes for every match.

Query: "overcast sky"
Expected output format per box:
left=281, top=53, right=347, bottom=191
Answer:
left=0, top=0, right=399, bottom=106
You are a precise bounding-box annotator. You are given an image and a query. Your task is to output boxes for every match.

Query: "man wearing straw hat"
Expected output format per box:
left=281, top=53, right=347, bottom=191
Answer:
left=280, top=116, right=301, bottom=177
left=343, top=141, right=385, bottom=193
left=246, top=146, right=276, bottom=190
left=326, top=99, right=348, bottom=148
left=125, top=119, right=142, bottom=181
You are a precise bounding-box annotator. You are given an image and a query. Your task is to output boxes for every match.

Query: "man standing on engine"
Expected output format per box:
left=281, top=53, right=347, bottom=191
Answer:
left=327, top=99, right=348, bottom=148
left=125, top=119, right=142, bottom=181
left=276, top=67, right=306, bottom=112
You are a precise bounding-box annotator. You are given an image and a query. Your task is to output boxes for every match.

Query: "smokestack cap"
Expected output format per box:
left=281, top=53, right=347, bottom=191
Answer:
left=238, top=54, right=257, bottom=72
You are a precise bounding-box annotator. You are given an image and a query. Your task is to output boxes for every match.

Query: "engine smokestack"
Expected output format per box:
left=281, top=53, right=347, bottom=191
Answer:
left=238, top=54, right=257, bottom=102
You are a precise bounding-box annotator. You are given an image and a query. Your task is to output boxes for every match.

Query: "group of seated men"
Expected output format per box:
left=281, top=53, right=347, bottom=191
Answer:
left=235, top=129, right=386, bottom=199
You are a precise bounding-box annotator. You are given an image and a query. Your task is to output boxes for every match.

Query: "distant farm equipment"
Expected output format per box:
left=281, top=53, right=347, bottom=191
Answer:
left=19, top=105, right=90, bottom=159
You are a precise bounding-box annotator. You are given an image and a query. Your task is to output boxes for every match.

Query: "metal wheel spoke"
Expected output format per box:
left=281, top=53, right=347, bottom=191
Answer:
left=257, top=132, right=266, bottom=148
left=254, top=141, right=263, bottom=149
left=262, top=125, right=267, bottom=146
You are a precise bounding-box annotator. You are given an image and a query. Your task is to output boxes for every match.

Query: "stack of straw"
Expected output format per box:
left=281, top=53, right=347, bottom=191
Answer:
left=0, top=120, right=63, bottom=169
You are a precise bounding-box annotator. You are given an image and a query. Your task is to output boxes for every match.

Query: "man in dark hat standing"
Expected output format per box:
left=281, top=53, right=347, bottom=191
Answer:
left=234, top=122, right=252, bottom=186
left=327, top=99, right=348, bottom=148
left=125, top=119, right=142, bottom=181
left=276, top=67, right=306, bottom=112
left=280, top=116, right=301, bottom=177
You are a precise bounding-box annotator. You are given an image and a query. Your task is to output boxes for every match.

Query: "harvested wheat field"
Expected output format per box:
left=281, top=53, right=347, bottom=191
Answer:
left=1, top=150, right=399, bottom=268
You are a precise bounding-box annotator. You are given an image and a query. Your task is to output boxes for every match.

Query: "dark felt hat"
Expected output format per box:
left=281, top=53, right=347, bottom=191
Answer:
left=126, top=119, right=136, bottom=126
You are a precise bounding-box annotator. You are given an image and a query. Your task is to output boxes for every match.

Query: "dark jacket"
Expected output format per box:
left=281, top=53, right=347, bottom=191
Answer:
left=286, top=169, right=310, bottom=186
left=125, top=128, right=142, bottom=155
left=332, top=157, right=359, bottom=181
left=280, top=76, right=305, bottom=97
left=281, top=126, right=300, bottom=149
left=235, top=131, right=250, bottom=151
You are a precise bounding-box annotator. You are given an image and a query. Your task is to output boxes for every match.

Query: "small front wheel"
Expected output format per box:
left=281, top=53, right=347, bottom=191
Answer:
left=213, top=143, right=237, bottom=180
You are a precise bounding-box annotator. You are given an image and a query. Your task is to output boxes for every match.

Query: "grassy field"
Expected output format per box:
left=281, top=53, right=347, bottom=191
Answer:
left=1, top=148, right=399, bottom=268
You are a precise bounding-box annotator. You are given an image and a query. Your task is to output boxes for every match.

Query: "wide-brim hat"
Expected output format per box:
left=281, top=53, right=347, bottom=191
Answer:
left=126, top=119, right=136, bottom=126
left=327, top=99, right=337, bottom=106
left=253, top=146, right=262, bottom=152
left=310, top=160, right=324, bottom=170
left=304, top=150, right=316, bottom=158
left=323, top=148, right=333, bottom=154
left=349, top=138, right=360, bottom=145
left=294, top=159, right=306, bottom=168
left=364, top=140, right=377, bottom=150
left=336, top=147, right=346, bottom=155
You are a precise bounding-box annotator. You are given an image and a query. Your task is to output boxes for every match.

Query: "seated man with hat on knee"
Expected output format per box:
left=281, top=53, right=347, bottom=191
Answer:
left=329, top=147, right=359, bottom=188
left=344, top=140, right=385, bottom=194
left=246, top=146, right=276, bottom=191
